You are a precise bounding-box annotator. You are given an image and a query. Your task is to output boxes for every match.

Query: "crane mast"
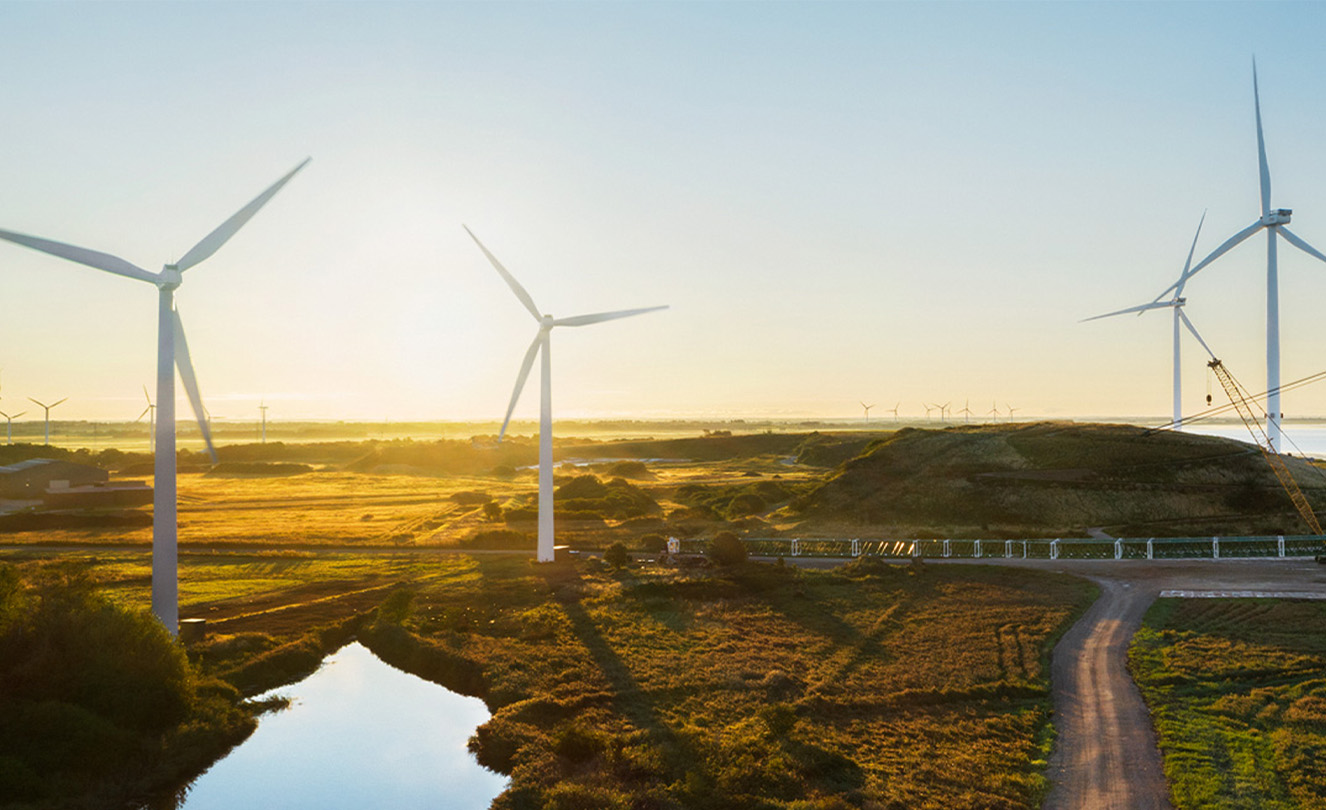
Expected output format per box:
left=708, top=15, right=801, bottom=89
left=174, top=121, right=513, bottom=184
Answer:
left=1207, top=358, right=1323, bottom=535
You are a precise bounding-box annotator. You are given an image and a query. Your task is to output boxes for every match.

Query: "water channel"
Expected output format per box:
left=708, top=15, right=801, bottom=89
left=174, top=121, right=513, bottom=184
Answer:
left=170, top=642, right=506, bottom=809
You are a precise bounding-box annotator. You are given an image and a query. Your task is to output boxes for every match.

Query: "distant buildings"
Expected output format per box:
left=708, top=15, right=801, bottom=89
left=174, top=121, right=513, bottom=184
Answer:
left=0, top=458, right=150, bottom=508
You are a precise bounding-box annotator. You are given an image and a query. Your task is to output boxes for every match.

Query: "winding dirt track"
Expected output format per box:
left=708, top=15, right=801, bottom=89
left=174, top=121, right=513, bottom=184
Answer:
left=1019, top=559, right=1326, bottom=810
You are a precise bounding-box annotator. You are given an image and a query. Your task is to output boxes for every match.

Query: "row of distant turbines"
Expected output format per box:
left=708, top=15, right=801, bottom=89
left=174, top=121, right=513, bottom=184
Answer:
left=1088, top=61, right=1325, bottom=453
left=858, top=401, right=1019, bottom=423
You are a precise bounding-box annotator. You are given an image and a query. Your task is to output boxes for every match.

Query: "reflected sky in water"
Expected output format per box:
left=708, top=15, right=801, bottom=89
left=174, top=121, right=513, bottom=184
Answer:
left=177, top=642, right=505, bottom=810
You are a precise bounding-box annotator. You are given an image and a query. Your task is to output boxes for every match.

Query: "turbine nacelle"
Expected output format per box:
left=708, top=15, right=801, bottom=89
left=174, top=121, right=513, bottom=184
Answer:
left=159, top=265, right=183, bottom=289
left=1261, top=208, right=1292, bottom=226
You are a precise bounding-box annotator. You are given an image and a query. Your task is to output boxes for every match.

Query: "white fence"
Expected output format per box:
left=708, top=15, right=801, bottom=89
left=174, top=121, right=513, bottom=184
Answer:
left=675, top=535, right=1326, bottom=561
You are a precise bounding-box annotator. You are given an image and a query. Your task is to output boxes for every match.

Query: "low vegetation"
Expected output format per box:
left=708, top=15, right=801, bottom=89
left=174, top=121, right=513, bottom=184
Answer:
left=1130, top=597, right=1326, bottom=809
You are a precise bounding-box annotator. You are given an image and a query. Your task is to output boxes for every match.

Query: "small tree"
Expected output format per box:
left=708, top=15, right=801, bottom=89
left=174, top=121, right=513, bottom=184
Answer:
left=482, top=501, right=503, bottom=522
left=709, top=531, right=747, bottom=566
left=604, top=541, right=631, bottom=569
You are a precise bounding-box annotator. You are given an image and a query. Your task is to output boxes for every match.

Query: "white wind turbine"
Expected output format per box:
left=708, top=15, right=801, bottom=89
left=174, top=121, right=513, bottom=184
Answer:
left=861, top=402, right=874, bottom=423
left=259, top=401, right=269, bottom=444
left=0, top=159, right=308, bottom=632
left=1085, top=213, right=1206, bottom=428
left=0, top=409, right=24, bottom=445
left=889, top=402, right=900, bottom=423
left=138, top=385, right=156, bottom=453
left=1151, top=62, right=1326, bottom=450
left=466, top=226, right=667, bottom=563
left=27, top=397, right=66, bottom=445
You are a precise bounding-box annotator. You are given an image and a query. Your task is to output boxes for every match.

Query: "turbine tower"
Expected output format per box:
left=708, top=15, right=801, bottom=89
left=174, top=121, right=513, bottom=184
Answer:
left=0, top=159, right=309, bottom=633
left=0, top=410, right=24, bottom=445
left=138, top=385, right=156, bottom=453
left=259, top=401, right=269, bottom=444
left=861, top=402, right=874, bottom=423
left=1086, top=214, right=1206, bottom=428
left=889, top=402, right=900, bottom=422
left=1153, top=62, right=1326, bottom=450
left=27, top=397, right=66, bottom=445
left=958, top=399, right=973, bottom=424
left=467, top=226, right=667, bottom=563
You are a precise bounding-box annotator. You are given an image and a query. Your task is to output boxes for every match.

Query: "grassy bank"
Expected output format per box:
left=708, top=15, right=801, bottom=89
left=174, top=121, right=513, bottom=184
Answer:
left=361, top=555, right=1095, bottom=809
left=1130, top=597, right=1326, bottom=809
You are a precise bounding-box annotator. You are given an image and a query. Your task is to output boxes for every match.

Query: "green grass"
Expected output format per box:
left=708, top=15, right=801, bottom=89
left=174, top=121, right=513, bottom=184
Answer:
left=1130, top=597, right=1326, bottom=809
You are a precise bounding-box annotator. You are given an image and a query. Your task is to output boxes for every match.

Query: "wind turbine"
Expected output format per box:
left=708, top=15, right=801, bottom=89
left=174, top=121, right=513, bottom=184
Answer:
left=861, top=402, right=874, bottom=423
left=1085, top=213, right=1206, bottom=428
left=958, top=399, right=973, bottom=424
left=1006, top=404, right=1019, bottom=421
left=466, top=226, right=667, bottom=563
left=138, top=385, right=156, bottom=453
left=0, top=158, right=309, bottom=633
left=923, top=403, right=937, bottom=421
left=988, top=401, right=1000, bottom=422
left=0, top=410, right=24, bottom=445
left=939, top=401, right=952, bottom=422
left=1152, top=62, right=1326, bottom=451
left=259, top=401, right=269, bottom=444
left=889, top=402, right=900, bottom=423
left=27, top=397, right=65, bottom=445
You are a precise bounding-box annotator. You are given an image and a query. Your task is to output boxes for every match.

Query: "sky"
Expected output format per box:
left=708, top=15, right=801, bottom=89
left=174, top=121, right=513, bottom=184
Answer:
left=4, top=1, right=1326, bottom=425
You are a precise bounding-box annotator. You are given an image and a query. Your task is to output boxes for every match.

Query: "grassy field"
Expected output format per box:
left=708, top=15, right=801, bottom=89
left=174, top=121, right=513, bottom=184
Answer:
left=1130, top=597, right=1326, bottom=809
left=0, top=549, right=1096, bottom=809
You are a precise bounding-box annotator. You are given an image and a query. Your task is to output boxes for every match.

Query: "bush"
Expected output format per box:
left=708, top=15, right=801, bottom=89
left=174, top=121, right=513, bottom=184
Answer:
left=639, top=534, right=667, bottom=553
left=482, top=501, right=503, bottom=522
left=709, top=532, right=748, bottom=566
left=604, top=542, right=631, bottom=569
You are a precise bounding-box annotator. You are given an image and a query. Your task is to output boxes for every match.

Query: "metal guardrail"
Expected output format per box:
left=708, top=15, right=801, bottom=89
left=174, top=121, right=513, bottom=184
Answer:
left=674, top=535, right=1326, bottom=561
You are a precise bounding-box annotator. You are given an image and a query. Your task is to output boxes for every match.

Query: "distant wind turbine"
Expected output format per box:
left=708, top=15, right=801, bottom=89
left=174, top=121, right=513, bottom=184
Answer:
left=1149, top=61, right=1326, bottom=451
left=0, top=158, right=309, bottom=633
left=138, top=385, right=156, bottom=453
left=939, top=402, right=952, bottom=422
left=1006, top=404, right=1019, bottom=421
left=0, top=410, right=24, bottom=445
left=958, top=399, right=973, bottom=424
left=466, top=226, right=667, bottom=563
left=924, top=403, right=937, bottom=421
left=27, top=397, right=66, bottom=445
left=259, top=401, right=269, bottom=444
left=860, top=402, right=874, bottom=423
left=1085, top=213, right=1206, bottom=428
left=988, top=401, right=1000, bottom=422
left=889, top=402, right=900, bottom=423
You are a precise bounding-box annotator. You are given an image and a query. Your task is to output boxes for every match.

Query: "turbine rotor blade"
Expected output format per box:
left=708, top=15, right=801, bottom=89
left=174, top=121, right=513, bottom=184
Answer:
left=172, top=309, right=217, bottom=462
left=552, top=305, right=669, bottom=327
left=51, top=398, right=67, bottom=408
left=1174, top=210, right=1207, bottom=298
left=175, top=158, right=311, bottom=272
left=0, top=228, right=159, bottom=284
left=1254, top=60, right=1272, bottom=214
left=1177, top=309, right=1217, bottom=360
left=143, top=384, right=153, bottom=405
left=499, top=332, right=544, bottom=441
left=1081, top=300, right=1177, bottom=322
left=1154, top=220, right=1264, bottom=301
left=464, top=226, right=542, bottom=321
left=137, top=407, right=151, bottom=422
left=1279, top=227, right=1326, bottom=265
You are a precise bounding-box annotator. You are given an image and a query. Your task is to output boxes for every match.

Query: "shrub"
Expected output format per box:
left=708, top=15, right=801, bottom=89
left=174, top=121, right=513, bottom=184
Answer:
left=709, top=532, right=748, bottom=566
left=464, top=529, right=531, bottom=549
left=639, top=533, right=667, bottom=553
left=604, top=542, right=631, bottom=569
left=482, top=501, right=503, bottom=522
left=451, top=490, right=492, bottom=506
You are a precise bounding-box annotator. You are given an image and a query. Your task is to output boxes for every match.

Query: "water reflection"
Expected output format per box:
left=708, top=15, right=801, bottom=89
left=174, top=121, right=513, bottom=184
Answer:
left=173, top=642, right=505, bottom=809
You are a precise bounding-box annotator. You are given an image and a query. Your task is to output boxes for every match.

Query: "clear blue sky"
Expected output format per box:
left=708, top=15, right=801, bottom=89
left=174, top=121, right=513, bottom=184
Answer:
left=3, top=1, right=1326, bottom=423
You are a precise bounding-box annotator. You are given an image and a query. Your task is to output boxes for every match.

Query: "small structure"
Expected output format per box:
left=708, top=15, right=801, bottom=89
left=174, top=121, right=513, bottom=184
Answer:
left=43, top=480, right=152, bottom=509
left=0, top=459, right=108, bottom=499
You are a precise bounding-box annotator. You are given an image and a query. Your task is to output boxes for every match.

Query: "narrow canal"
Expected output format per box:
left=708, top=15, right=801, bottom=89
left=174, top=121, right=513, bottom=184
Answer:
left=170, top=642, right=506, bottom=809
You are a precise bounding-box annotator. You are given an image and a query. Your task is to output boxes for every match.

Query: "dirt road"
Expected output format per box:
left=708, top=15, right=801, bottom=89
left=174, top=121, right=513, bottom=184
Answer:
left=1024, top=559, right=1326, bottom=810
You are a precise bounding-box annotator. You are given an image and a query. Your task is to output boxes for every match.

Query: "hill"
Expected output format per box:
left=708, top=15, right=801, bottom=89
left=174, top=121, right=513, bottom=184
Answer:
left=793, top=422, right=1326, bottom=538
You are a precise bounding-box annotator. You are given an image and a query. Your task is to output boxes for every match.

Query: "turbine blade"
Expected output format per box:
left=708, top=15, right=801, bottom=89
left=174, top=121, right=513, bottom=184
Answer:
left=1177, top=309, right=1217, bottom=360
left=499, top=333, right=543, bottom=442
left=137, top=407, right=151, bottom=422
left=1154, top=220, right=1264, bottom=301
left=50, top=398, right=67, bottom=408
left=175, top=158, right=311, bottom=272
left=0, top=228, right=158, bottom=284
left=1080, top=300, right=1176, bottom=322
left=26, top=398, right=45, bottom=408
left=1254, top=60, right=1272, bottom=214
left=1279, top=227, right=1326, bottom=265
left=172, top=309, right=217, bottom=462
left=143, top=384, right=153, bottom=405
left=1174, top=210, right=1207, bottom=297
left=464, top=226, right=541, bottom=321
left=552, top=305, right=669, bottom=327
